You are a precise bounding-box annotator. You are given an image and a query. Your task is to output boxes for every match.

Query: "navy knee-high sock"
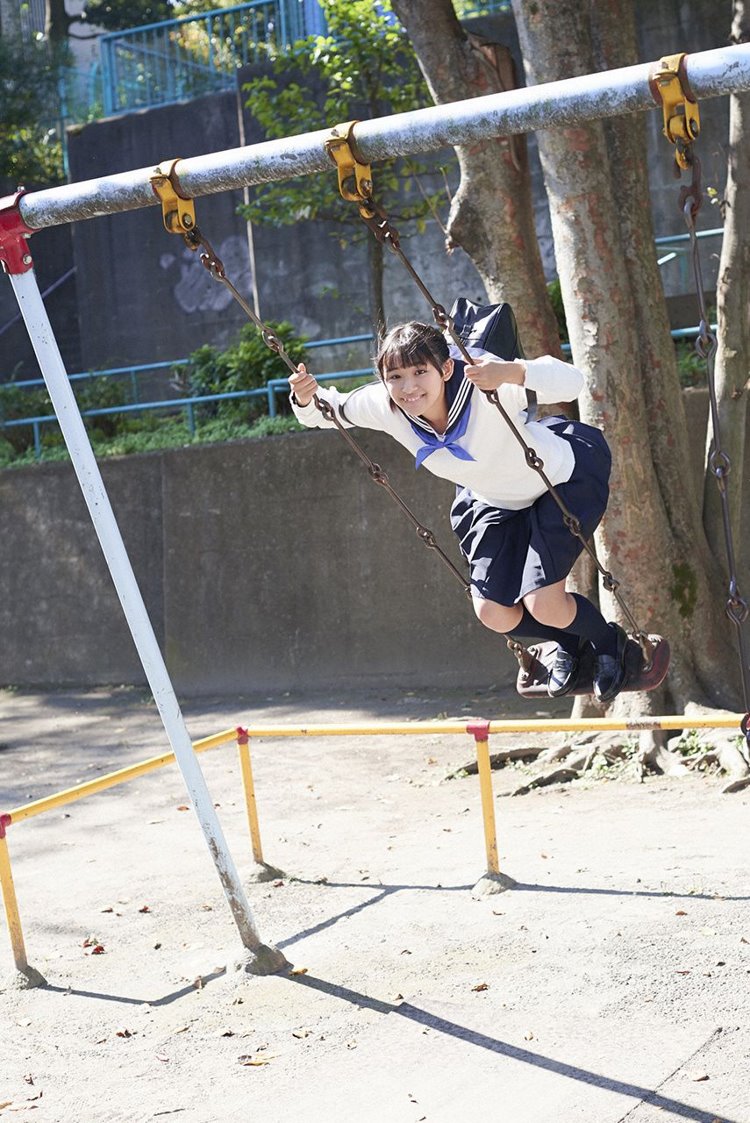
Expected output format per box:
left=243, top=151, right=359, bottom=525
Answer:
left=508, top=607, right=579, bottom=655
left=561, top=593, right=616, bottom=655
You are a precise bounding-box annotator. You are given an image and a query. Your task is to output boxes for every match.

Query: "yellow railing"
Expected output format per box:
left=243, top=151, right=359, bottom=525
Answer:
left=1, top=712, right=743, bottom=976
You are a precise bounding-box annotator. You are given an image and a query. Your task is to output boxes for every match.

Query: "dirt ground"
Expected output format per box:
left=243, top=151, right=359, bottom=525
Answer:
left=0, top=682, right=748, bottom=1123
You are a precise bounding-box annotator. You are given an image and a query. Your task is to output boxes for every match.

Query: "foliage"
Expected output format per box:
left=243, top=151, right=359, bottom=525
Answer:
left=0, top=412, right=302, bottom=469
left=0, top=319, right=308, bottom=466
left=546, top=279, right=568, bottom=343
left=674, top=338, right=708, bottom=388
left=0, top=36, right=66, bottom=185
left=171, top=320, right=307, bottom=421
left=80, top=0, right=174, bottom=32
left=80, top=0, right=254, bottom=33
left=240, top=0, right=448, bottom=239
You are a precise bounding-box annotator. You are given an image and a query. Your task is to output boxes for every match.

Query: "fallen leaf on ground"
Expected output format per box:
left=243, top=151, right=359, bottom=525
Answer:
left=675, top=910, right=687, bottom=916
left=290, top=967, right=308, bottom=976
left=291, top=1028, right=311, bottom=1039
left=686, top=1071, right=709, bottom=1082
left=139, top=905, right=151, bottom=913
left=176, top=805, right=189, bottom=812
left=472, top=983, right=489, bottom=992
left=237, top=1054, right=272, bottom=1066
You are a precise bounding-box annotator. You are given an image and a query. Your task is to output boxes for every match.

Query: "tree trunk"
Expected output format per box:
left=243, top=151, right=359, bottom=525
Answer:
left=511, top=0, right=740, bottom=711
left=703, top=1, right=749, bottom=573
left=45, top=0, right=73, bottom=44
left=390, top=0, right=561, bottom=357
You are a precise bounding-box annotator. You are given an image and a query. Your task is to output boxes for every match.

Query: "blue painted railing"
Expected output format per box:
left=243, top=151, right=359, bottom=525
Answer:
left=98, top=0, right=510, bottom=117
left=100, top=0, right=328, bottom=115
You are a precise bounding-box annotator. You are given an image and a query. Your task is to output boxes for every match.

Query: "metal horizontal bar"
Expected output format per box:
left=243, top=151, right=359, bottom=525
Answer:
left=18, top=44, right=750, bottom=232
left=5, top=727, right=238, bottom=825
left=232, top=714, right=745, bottom=738
left=3, top=713, right=741, bottom=826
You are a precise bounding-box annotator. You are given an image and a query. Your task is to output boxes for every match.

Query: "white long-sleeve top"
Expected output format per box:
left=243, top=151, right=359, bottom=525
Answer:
left=291, top=355, right=584, bottom=510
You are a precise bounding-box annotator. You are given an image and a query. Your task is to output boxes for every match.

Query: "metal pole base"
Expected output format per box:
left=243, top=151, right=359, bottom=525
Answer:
left=245, top=862, right=286, bottom=884
left=1, top=963, right=47, bottom=991
left=471, top=871, right=518, bottom=898
left=232, top=944, right=290, bottom=976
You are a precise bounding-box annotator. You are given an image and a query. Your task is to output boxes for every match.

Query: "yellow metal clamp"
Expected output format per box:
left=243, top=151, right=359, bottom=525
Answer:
left=150, top=158, right=196, bottom=234
left=649, top=52, right=700, bottom=170
left=325, top=121, right=373, bottom=206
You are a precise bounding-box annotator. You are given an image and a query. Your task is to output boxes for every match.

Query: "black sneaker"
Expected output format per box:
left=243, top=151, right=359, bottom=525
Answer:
left=593, top=623, right=629, bottom=703
left=547, top=647, right=580, bottom=698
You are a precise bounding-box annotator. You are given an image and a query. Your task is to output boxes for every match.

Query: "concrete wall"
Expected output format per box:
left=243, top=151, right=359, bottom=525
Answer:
left=0, top=389, right=746, bottom=695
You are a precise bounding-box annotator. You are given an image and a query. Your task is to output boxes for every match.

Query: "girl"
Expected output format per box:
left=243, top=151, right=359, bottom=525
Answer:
left=289, top=321, right=628, bottom=702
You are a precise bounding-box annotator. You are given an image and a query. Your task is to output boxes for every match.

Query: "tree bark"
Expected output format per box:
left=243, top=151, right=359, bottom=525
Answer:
left=703, top=1, right=749, bottom=570
left=390, top=0, right=561, bottom=357
left=45, top=0, right=74, bottom=44
left=510, top=0, right=739, bottom=711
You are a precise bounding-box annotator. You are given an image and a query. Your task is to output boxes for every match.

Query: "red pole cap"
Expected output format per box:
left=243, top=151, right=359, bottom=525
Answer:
left=466, top=719, right=491, bottom=742
left=236, top=726, right=249, bottom=745
left=0, top=813, right=12, bottom=839
left=0, top=191, right=36, bottom=276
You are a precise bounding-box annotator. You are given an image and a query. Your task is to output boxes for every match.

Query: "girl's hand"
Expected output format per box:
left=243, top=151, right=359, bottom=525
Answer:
left=464, top=357, right=526, bottom=390
left=289, top=363, right=319, bottom=407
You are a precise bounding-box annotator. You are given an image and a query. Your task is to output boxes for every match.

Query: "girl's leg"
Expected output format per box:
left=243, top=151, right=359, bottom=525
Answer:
left=523, top=581, right=627, bottom=701
left=471, top=595, right=578, bottom=650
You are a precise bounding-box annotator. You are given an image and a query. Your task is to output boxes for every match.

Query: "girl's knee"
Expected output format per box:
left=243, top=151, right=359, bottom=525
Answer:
left=472, top=597, right=521, bottom=634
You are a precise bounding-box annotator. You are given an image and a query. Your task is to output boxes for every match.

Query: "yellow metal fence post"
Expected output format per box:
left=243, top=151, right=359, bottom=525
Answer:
left=0, top=815, right=28, bottom=973
left=236, top=727, right=264, bottom=866
left=468, top=722, right=516, bottom=895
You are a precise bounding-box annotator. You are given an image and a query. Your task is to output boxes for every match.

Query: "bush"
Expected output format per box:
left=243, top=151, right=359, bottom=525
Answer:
left=172, top=321, right=308, bottom=424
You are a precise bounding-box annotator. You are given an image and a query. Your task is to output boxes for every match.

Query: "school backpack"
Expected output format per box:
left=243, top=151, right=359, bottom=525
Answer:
left=448, top=296, right=537, bottom=418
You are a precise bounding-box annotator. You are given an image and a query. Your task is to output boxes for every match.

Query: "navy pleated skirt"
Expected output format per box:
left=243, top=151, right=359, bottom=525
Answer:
left=450, top=418, right=612, bottom=606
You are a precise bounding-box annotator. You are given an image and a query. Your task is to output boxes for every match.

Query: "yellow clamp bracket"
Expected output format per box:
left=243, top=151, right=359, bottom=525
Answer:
left=150, top=158, right=196, bottom=234
left=649, top=53, right=700, bottom=170
left=325, top=121, right=373, bottom=206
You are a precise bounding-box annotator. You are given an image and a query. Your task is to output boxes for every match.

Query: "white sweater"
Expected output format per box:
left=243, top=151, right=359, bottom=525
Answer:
left=291, top=355, right=584, bottom=510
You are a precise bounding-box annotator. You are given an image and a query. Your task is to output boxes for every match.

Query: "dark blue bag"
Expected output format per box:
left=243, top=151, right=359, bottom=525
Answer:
left=449, top=297, right=536, bottom=418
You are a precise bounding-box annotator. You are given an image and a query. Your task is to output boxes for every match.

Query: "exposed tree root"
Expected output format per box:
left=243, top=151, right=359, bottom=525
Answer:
left=453, top=705, right=750, bottom=796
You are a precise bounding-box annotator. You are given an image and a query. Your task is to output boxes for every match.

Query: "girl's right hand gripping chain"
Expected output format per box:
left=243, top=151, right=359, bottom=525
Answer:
left=289, top=363, right=319, bottom=407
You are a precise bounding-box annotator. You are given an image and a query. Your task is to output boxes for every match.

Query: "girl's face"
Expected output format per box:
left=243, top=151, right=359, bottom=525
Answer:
left=381, top=357, right=454, bottom=424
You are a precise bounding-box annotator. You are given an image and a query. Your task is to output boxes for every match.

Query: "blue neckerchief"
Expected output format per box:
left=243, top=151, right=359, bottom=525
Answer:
left=413, top=404, right=475, bottom=468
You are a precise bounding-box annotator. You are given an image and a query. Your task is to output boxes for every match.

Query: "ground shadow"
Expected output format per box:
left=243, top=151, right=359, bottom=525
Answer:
left=291, top=972, right=735, bottom=1123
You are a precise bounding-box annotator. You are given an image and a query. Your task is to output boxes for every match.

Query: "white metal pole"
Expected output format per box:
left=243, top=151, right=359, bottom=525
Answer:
left=8, top=266, right=287, bottom=974
left=14, top=43, right=750, bottom=232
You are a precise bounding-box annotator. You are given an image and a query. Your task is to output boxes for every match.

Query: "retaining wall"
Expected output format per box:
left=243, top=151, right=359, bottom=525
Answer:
left=0, top=389, right=746, bottom=694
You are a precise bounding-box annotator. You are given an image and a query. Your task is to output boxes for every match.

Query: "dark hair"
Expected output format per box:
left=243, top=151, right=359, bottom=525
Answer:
left=375, top=321, right=450, bottom=380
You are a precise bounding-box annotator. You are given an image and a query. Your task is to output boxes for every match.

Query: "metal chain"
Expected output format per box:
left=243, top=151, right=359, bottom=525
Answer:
left=681, top=158, right=750, bottom=715
left=181, top=225, right=472, bottom=595
left=358, top=197, right=655, bottom=665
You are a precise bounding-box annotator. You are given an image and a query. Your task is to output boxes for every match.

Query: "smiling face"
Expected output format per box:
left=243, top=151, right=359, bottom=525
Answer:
left=376, top=322, right=454, bottom=428
left=381, top=359, right=453, bottom=425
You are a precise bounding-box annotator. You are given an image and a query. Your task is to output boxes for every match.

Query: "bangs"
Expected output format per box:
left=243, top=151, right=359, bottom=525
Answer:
left=380, top=338, right=439, bottom=373
left=376, top=322, right=449, bottom=378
